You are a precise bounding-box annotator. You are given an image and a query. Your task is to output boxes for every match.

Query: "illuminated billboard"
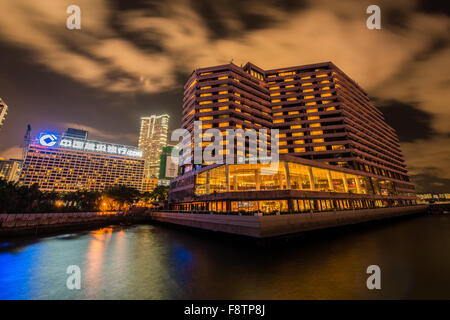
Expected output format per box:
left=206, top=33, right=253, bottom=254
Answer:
left=37, top=132, right=143, bottom=158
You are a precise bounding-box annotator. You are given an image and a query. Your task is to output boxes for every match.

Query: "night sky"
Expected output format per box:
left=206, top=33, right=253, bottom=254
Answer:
left=0, top=0, right=448, bottom=192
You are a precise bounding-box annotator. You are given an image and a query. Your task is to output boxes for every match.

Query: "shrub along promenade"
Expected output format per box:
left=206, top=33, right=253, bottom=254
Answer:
left=0, top=179, right=166, bottom=237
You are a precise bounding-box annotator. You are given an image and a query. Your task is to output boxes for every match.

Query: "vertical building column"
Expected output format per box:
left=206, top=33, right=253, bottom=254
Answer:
left=308, top=167, right=315, bottom=191
left=255, top=169, right=260, bottom=191
left=288, top=199, right=294, bottom=213
left=327, top=170, right=334, bottom=192
left=355, top=175, right=362, bottom=194
left=284, top=161, right=291, bottom=189
left=342, top=174, right=349, bottom=192
left=226, top=200, right=231, bottom=212
left=225, top=165, right=230, bottom=192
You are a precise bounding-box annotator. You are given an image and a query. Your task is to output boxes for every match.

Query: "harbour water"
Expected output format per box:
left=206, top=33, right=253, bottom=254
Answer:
left=0, top=213, right=449, bottom=299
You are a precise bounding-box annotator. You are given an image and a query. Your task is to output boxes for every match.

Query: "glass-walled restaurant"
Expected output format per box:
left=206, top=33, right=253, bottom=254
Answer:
left=169, top=159, right=417, bottom=213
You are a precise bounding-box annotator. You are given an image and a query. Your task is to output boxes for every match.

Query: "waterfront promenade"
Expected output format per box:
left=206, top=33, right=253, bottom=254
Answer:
left=0, top=205, right=428, bottom=238
left=0, top=211, right=150, bottom=237
left=151, top=205, right=428, bottom=238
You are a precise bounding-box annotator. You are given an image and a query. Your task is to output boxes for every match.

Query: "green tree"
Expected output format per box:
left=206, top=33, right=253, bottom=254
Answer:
left=105, top=185, right=141, bottom=212
left=151, top=185, right=169, bottom=201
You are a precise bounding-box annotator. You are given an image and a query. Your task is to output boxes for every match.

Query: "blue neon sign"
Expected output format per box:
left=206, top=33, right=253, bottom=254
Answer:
left=38, top=133, right=58, bottom=147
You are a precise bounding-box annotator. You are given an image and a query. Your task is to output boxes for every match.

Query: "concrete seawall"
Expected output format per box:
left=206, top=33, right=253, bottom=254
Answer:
left=151, top=205, right=428, bottom=238
left=0, top=212, right=149, bottom=237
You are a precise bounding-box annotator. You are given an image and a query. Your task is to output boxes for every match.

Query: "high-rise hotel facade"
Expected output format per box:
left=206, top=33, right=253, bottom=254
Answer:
left=138, top=114, right=169, bottom=178
left=19, top=129, right=144, bottom=192
left=169, top=62, right=416, bottom=213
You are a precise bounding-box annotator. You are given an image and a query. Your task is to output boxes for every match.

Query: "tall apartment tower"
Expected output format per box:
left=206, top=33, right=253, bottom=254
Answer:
left=181, top=62, right=413, bottom=193
left=138, top=114, right=170, bottom=178
left=0, top=98, right=8, bottom=129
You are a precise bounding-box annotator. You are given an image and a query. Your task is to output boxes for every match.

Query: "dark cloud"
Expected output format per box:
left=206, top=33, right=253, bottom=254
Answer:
left=417, top=0, right=450, bottom=16
left=376, top=99, right=435, bottom=142
left=112, top=0, right=159, bottom=12
left=383, top=6, right=410, bottom=29
left=413, top=36, right=449, bottom=61
left=109, top=2, right=165, bottom=53
left=189, top=0, right=308, bottom=39
left=411, top=173, right=450, bottom=193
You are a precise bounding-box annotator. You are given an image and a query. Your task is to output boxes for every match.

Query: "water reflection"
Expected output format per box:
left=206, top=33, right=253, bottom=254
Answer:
left=0, top=215, right=449, bottom=299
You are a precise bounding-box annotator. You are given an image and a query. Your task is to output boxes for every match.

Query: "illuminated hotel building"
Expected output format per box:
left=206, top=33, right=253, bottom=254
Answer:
left=0, top=98, right=8, bottom=129
left=19, top=129, right=144, bottom=192
left=169, top=62, right=416, bottom=212
left=138, top=114, right=169, bottom=178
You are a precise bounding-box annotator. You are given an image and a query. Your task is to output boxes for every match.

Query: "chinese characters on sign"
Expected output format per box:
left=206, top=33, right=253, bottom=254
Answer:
left=59, top=138, right=143, bottom=157
left=38, top=133, right=142, bottom=158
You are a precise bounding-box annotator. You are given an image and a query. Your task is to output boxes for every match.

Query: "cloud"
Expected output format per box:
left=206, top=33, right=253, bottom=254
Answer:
left=402, top=136, right=450, bottom=181
left=61, top=122, right=138, bottom=145
left=1, top=0, right=446, bottom=95
left=0, top=146, right=23, bottom=160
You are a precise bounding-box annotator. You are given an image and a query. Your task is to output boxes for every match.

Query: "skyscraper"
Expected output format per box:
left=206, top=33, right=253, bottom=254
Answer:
left=20, top=129, right=144, bottom=191
left=0, top=158, right=22, bottom=182
left=138, top=114, right=170, bottom=178
left=169, top=61, right=416, bottom=212
left=0, top=98, right=8, bottom=129
left=181, top=62, right=410, bottom=184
